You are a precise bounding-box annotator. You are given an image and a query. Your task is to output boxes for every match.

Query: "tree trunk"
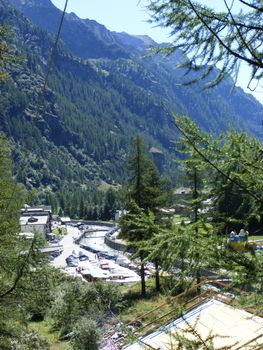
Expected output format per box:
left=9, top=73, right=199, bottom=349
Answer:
left=155, top=260, right=160, bottom=292
left=193, top=167, right=198, bottom=225
left=196, top=268, right=201, bottom=294
left=140, top=253, right=146, bottom=296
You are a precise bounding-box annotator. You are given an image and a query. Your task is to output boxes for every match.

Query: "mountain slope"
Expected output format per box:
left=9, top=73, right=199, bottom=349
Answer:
left=1, top=0, right=263, bottom=192
left=11, top=0, right=262, bottom=132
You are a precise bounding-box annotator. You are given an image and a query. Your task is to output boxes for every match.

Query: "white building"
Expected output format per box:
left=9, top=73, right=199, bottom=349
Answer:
left=20, top=205, right=52, bottom=238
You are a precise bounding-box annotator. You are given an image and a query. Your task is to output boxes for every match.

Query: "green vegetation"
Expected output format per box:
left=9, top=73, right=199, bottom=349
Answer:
left=1, top=1, right=263, bottom=349
left=52, top=227, right=67, bottom=236
left=120, top=136, right=171, bottom=295
left=249, top=235, right=263, bottom=241
left=29, top=322, right=69, bottom=350
left=148, top=0, right=262, bottom=86
left=0, top=134, right=54, bottom=349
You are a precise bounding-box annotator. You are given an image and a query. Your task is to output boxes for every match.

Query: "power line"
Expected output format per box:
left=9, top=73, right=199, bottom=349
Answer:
left=43, top=0, right=69, bottom=92
left=2, top=0, right=69, bottom=216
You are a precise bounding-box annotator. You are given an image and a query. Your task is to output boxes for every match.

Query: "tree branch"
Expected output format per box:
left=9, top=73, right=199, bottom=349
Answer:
left=187, top=0, right=263, bottom=69
left=223, top=0, right=262, bottom=65
left=239, top=0, right=263, bottom=12
left=0, top=235, right=36, bottom=301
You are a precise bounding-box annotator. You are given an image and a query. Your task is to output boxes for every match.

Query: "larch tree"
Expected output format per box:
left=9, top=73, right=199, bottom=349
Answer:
left=171, top=117, right=263, bottom=291
left=120, top=135, right=170, bottom=295
left=148, top=0, right=263, bottom=88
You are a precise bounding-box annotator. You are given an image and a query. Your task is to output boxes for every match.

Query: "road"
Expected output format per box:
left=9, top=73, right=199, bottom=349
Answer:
left=50, top=224, right=140, bottom=283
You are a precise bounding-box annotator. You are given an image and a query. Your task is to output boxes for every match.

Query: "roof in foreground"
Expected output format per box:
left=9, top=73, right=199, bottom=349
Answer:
left=123, top=299, right=263, bottom=350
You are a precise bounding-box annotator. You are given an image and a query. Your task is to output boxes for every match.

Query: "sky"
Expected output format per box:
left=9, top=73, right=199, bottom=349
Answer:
left=51, top=0, right=262, bottom=104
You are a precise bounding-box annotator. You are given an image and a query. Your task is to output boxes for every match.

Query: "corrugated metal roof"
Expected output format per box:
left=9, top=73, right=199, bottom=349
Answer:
left=123, top=299, right=263, bottom=350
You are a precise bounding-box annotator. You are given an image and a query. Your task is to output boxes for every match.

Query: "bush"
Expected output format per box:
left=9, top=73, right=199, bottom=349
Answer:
left=50, top=279, right=121, bottom=339
left=70, top=318, right=100, bottom=350
left=10, top=331, right=50, bottom=350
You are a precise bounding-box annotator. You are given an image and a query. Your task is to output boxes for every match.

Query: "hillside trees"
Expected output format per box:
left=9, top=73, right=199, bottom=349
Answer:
left=0, top=25, right=16, bottom=82
left=148, top=0, right=263, bottom=87
left=43, top=186, right=121, bottom=220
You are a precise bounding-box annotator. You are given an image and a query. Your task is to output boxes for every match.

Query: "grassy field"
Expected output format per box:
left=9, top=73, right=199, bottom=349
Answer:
left=29, top=321, right=70, bottom=350
left=173, top=215, right=190, bottom=224
left=249, top=235, right=263, bottom=241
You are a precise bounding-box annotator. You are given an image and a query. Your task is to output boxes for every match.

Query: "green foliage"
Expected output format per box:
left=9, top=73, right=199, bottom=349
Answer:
left=149, top=220, right=221, bottom=288
left=10, top=331, right=50, bottom=350
left=23, top=267, right=64, bottom=322
left=70, top=318, right=100, bottom=350
left=168, top=117, right=263, bottom=291
left=120, top=136, right=171, bottom=295
left=148, top=0, right=263, bottom=87
left=0, top=134, right=55, bottom=348
left=175, top=116, right=263, bottom=234
left=50, top=279, right=121, bottom=341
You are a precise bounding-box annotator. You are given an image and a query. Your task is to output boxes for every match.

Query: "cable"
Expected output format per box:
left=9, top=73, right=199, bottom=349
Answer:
left=0, top=0, right=70, bottom=300
left=43, top=0, right=69, bottom=92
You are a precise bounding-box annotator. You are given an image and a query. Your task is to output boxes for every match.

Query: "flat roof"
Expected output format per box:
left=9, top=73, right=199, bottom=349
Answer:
left=60, top=217, right=71, bottom=222
left=40, top=245, right=63, bottom=253
left=124, top=299, right=263, bottom=350
left=21, top=205, right=51, bottom=212
left=20, top=215, right=49, bottom=225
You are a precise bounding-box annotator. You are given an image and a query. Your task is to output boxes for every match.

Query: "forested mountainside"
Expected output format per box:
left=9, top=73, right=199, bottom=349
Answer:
left=1, top=0, right=263, bottom=192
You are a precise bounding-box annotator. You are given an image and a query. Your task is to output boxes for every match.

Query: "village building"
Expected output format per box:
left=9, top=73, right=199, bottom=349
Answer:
left=59, top=216, right=71, bottom=225
left=20, top=205, right=52, bottom=238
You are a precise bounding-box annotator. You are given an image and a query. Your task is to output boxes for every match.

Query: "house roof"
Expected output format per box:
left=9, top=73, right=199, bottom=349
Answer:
left=124, top=299, right=263, bottom=350
left=21, top=205, right=52, bottom=216
left=20, top=214, right=49, bottom=226
left=60, top=216, right=71, bottom=222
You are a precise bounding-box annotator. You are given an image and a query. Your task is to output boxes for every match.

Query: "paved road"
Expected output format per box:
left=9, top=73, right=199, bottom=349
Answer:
left=51, top=226, right=81, bottom=268
left=50, top=224, right=140, bottom=283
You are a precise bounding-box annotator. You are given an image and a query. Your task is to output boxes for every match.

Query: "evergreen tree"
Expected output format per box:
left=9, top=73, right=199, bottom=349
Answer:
left=103, top=188, right=118, bottom=221
left=120, top=135, right=170, bottom=295
left=169, top=117, right=263, bottom=292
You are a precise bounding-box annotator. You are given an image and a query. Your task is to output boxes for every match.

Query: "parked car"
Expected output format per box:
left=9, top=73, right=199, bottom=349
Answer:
left=79, top=251, right=89, bottom=261
left=51, top=250, right=61, bottom=258
left=97, top=251, right=117, bottom=260
left=50, top=238, right=60, bottom=244
left=115, top=256, right=130, bottom=267
left=66, top=255, right=79, bottom=267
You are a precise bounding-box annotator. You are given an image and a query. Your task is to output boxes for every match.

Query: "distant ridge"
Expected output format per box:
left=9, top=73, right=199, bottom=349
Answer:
left=0, top=0, right=262, bottom=191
